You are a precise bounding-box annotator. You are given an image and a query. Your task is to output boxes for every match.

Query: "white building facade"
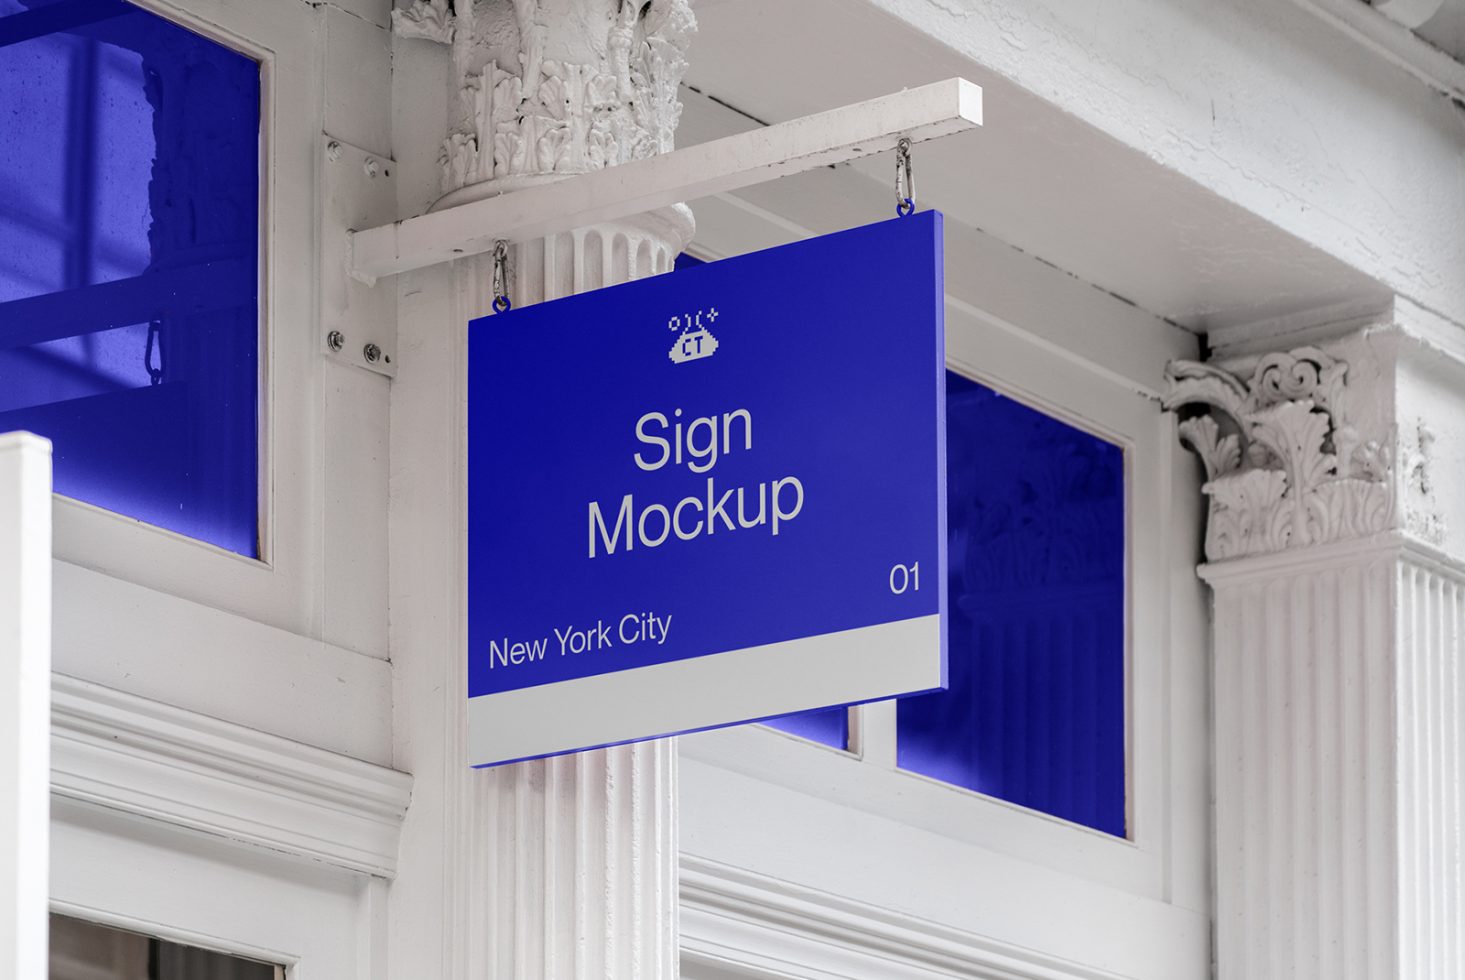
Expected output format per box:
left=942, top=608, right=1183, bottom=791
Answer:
left=3, top=0, right=1465, bottom=977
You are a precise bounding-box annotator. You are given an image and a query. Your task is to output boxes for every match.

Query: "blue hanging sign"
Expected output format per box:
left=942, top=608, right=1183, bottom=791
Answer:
left=468, top=212, right=947, bottom=766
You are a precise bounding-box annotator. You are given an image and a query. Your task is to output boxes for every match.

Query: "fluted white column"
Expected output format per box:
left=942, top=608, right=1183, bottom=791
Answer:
left=389, top=2, right=694, bottom=977
left=1167, top=313, right=1465, bottom=979
left=450, top=212, right=688, bottom=980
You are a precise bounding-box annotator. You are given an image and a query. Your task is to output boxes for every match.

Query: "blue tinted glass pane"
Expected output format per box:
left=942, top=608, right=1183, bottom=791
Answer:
left=898, top=372, right=1125, bottom=836
left=762, top=706, right=848, bottom=749
left=0, top=0, right=260, bottom=556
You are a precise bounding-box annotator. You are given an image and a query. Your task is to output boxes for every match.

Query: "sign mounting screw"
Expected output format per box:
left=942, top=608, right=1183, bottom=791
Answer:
left=326, top=330, right=345, bottom=352
left=363, top=343, right=382, bottom=364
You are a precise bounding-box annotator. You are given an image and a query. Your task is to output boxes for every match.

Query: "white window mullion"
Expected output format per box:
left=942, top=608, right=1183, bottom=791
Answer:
left=849, top=700, right=898, bottom=769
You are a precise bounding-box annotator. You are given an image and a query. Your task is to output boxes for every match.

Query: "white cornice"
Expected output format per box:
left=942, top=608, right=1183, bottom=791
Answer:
left=51, top=673, right=412, bottom=878
left=1202, top=298, right=1394, bottom=360
left=680, top=855, right=1125, bottom=980
left=1206, top=296, right=1465, bottom=371
left=1293, top=0, right=1465, bottom=99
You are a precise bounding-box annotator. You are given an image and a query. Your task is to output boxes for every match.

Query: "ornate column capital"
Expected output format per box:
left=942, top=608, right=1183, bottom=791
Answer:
left=394, top=0, right=695, bottom=206
left=1164, top=345, right=1402, bottom=562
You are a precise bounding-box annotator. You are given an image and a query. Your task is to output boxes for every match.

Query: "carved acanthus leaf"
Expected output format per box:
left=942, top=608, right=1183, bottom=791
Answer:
left=1177, top=415, right=1240, bottom=482
left=392, top=0, right=455, bottom=43
left=1249, top=346, right=1347, bottom=415
left=1203, top=469, right=1290, bottom=560
left=1165, top=348, right=1395, bottom=561
left=1163, top=360, right=1251, bottom=419
left=1248, top=401, right=1334, bottom=502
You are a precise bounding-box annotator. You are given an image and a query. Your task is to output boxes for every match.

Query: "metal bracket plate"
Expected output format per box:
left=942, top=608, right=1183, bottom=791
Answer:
left=322, top=135, right=398, bottom=377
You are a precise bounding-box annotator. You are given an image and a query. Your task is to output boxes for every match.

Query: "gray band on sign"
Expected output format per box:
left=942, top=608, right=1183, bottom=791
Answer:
left=468, top=614, right=942, bottom=766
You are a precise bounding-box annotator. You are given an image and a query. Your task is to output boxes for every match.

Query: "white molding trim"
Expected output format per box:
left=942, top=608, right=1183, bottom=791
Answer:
left=51, top=673, right=412, bottom=878
left=680, top=855, right=1126, bottom=980
left=1198, top=528, right=1465, bottom=584
left=1293, top=0, right=1465, bottom=100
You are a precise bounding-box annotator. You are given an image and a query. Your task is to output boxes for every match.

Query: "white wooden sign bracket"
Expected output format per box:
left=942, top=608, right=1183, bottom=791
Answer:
left=349, top=77, right=983, bottom=283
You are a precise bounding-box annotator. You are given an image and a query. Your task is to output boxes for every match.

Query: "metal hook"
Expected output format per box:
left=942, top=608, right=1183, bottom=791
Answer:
left=895, top=137, right=914, bottom=217
left=144, top=321, right=164, bottom=385
left=492, top=240, right=512, bottom=313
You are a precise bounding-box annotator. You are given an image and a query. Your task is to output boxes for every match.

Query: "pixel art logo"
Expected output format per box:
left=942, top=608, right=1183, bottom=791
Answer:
left=668, top=309, right=719, bottom=364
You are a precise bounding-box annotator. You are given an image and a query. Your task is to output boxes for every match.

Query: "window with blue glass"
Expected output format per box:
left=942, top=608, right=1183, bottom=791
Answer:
left=899, top=371, right=1126, bottom=836
left=762, top=703, right=848, bottom=749
left=761, top=369, right=1126, bottom=837
left=0, top=0, right=261, bottom=556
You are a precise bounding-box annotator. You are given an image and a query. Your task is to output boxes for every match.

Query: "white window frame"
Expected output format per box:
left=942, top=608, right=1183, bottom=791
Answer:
left=42, top=0, right=320, bottom=637
left=685, top=315, right=1171, bottom=888
left=852, top=315, right=1157, bottom=878
left=33, top=0, right=394, bottom=763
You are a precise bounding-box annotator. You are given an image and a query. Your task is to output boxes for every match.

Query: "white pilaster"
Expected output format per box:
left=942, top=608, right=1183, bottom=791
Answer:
left=389, top=3, right=693, bottom=977
left=1167, top=307, right=1465, bottom=979
left=0, top=433, right=51, bottom=980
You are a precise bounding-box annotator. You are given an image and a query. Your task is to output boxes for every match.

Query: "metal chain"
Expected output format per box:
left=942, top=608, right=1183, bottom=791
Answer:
left=492, top=240, right=512, bottom=313
left=895, top=137, right=915, bottom=217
